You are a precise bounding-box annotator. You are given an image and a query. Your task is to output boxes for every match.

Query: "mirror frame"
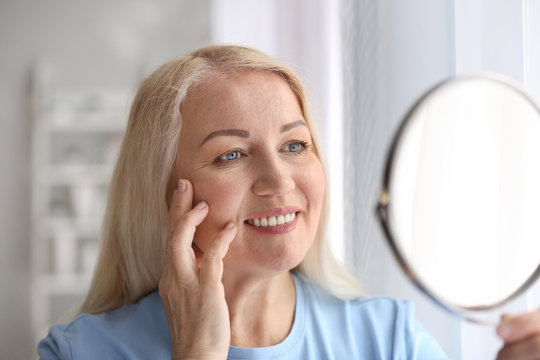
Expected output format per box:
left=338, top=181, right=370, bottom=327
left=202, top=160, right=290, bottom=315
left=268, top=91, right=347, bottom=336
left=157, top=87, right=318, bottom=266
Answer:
left=376, top=74, right=540, bottom=323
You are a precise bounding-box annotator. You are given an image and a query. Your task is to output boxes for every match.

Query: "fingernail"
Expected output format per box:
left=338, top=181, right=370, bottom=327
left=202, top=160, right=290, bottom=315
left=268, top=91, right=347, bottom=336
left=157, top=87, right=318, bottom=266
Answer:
left=497, top=314, right=512, bottom=340
left=195, top=201, right=207, bottom=210
left=178, top=179, right=186, bottom=192
left=497, top=313, right=512, bottom=339
left=225, top=221, right=235, bottom=230
left=497, top=323, right=511, bottom=340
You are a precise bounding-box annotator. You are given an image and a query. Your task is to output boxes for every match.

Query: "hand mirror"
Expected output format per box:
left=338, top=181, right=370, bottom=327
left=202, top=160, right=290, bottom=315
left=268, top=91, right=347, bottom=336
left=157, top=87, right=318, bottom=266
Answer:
left=376, top=75, right=540, bottom=323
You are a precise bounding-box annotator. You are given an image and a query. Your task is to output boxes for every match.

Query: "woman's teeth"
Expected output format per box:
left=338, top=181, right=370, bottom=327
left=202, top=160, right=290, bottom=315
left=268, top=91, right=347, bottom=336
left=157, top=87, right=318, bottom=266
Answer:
left=246, top=212, right=297, bottom=227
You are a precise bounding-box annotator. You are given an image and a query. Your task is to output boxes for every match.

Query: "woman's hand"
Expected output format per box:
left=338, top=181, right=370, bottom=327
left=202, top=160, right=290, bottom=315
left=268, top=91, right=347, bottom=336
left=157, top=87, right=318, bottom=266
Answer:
left=159, top=179, right=237, bottom=360
left=496, top=309, right=540, bottom=359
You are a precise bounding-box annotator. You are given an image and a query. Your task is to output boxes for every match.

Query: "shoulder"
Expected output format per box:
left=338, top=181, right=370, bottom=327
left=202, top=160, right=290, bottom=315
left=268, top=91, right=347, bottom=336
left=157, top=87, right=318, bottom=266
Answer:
left=37, top=291, right=171, bottom=360
left=293, top=273, right=448, bottom=359
left=294, top=271, right=407, bottom=317
left=296, top=272, right=410, bottom=331
left=344, top=297, right=448, bottom=359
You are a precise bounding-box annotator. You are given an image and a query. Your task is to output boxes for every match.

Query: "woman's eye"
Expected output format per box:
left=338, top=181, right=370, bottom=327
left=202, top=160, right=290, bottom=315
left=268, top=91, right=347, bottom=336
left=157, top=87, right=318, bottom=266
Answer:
left=225, top=151, right=240, bottom=160
left=216, top=150, right=242, bottom=162
left=283, top=141, right=308, bottom=153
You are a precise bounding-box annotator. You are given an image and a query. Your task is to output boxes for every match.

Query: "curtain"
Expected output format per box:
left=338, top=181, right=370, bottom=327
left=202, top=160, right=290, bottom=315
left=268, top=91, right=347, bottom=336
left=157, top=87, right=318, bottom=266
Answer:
left=342, top=0, right=461, bottom=358
left=343, top=0, right=540, bottom=358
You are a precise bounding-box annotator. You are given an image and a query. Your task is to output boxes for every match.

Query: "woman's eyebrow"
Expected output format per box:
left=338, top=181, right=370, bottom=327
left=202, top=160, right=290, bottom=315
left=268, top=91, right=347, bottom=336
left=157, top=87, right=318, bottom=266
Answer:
left=200, top=120, right=307, bottom=147
left=281, top=120, right=307, bottom=133
left=200, top=129, right=249, bottom=147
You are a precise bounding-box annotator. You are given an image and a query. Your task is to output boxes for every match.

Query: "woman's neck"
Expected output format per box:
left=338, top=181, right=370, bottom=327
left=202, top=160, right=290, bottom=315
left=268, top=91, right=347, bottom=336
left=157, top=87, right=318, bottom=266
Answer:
left=223, top=271, right=296, bottom=348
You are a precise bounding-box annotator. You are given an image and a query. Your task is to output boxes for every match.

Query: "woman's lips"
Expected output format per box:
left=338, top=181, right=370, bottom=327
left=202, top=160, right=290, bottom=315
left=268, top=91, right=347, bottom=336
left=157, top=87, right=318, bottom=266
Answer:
left=244, top=213, right=299, bottom=234
left=245, top=206, right=301, bottom=220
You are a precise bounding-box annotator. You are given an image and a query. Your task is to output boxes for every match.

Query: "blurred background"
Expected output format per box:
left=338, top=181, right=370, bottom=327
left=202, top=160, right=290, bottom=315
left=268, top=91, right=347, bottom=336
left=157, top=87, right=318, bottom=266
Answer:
left=1, top=0, right=539, bottom=359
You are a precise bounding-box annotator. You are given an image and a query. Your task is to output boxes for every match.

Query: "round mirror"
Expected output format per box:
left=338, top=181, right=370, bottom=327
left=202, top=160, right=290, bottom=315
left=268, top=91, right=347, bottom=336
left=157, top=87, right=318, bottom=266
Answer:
left=377, top=75, right=540, bottom=323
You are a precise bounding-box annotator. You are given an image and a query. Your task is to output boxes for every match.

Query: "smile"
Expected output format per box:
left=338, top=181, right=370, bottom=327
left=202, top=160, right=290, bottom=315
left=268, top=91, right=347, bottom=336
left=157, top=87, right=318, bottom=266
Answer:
left=246, top=212, right=297, bottom=227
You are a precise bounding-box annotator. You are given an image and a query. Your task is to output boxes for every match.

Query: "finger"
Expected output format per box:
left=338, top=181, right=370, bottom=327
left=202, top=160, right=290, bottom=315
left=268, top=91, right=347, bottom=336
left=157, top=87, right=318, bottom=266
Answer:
left=199, top=222, right=237, bottom=288
left=167, top=179, right=193, bottom=240
left=193, top=242, right=204, bottom=268
left=496, top=334, right=540, bottom=360
left=166, top=200, right=209, bottom=254
left=162, top=201, right=209, bottom=285
left=497, top=310, right=540, bottom=344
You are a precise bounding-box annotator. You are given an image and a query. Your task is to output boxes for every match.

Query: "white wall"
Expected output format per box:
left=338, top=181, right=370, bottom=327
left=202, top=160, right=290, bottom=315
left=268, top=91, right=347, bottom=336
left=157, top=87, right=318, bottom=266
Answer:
left=0, top=1, right=209, bottom=358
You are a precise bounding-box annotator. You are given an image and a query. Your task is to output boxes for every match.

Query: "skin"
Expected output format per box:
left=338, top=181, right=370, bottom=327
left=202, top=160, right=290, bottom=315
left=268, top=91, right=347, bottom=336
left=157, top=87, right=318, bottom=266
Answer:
left=159, top=70, right=325, bottom=359
left=175, top=71, right=324, bottom=279
left=157, top=69, right=540, bottom=359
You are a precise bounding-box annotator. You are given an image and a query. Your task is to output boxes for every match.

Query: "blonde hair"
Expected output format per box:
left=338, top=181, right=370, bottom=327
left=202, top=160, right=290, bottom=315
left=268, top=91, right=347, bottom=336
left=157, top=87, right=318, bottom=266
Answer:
left=80, top=45, right=362, bottom=315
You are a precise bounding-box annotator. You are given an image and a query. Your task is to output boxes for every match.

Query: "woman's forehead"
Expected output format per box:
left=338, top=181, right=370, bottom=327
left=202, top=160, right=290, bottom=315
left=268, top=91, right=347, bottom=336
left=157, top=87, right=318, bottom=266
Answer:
left=180, top=71, right=305, bottom=133
left=185, top=70, right=294, bottom=105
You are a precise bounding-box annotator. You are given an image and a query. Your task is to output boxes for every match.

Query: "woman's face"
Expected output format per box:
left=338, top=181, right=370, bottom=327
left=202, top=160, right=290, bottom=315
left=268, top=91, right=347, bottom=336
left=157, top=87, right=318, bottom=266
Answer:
left=174, top=70, right=325, bottom=276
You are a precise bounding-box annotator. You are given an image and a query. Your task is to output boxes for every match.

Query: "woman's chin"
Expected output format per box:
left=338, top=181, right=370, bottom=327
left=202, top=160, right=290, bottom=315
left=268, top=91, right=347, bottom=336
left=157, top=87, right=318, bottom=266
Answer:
left=225, top=249, right=307, bottom=276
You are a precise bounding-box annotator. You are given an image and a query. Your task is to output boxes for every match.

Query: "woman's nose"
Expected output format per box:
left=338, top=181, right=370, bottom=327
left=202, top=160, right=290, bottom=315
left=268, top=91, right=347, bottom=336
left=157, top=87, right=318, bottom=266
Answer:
left=252, top=160, right=295, bottom=197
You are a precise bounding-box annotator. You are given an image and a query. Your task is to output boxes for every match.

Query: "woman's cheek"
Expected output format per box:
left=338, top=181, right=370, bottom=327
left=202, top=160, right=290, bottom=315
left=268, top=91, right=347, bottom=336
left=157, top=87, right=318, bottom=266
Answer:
left=191, top=176, right=239, bottom=250
left=305, top=160, right=325, bottom=206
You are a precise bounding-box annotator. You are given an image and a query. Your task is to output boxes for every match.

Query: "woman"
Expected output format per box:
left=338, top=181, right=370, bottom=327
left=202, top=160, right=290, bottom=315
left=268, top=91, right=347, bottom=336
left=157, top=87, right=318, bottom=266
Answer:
left=38, top=45, right=540, bottom=359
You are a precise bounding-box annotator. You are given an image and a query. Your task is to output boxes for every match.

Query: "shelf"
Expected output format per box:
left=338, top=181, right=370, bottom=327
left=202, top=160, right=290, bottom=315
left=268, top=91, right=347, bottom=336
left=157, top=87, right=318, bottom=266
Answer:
left=30, top=71, right=130, bottom=343
left=34, top=273, right=92, bottom=295
left=44, top=113, right=128, bottom=133
left=45, top=216, right=103, bottom=236
left=42, top=164, right=114, bottom=185
left=50, top=121, right=127, bottom=133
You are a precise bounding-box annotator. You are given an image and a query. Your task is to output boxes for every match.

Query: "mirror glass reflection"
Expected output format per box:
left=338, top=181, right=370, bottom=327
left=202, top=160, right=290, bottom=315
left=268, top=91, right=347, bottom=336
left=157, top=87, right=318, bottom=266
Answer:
left=382, top=76, right=540, bottom=314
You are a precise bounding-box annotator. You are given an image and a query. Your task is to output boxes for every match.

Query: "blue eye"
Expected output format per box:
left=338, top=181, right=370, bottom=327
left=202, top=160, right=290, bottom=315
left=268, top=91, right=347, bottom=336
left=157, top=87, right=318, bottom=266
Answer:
left=225, top=151, right=240, bottom=160
left=288, top=143, right=301, bottom=152
left=216, top=150, right=242, bottom=163
left=283, top=141, right=308, bottom=153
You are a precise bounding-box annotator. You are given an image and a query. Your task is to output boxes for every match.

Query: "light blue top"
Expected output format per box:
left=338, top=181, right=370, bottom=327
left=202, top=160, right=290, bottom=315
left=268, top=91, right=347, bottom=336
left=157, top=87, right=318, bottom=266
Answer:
left=38, top=273, right=448, bottom=359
